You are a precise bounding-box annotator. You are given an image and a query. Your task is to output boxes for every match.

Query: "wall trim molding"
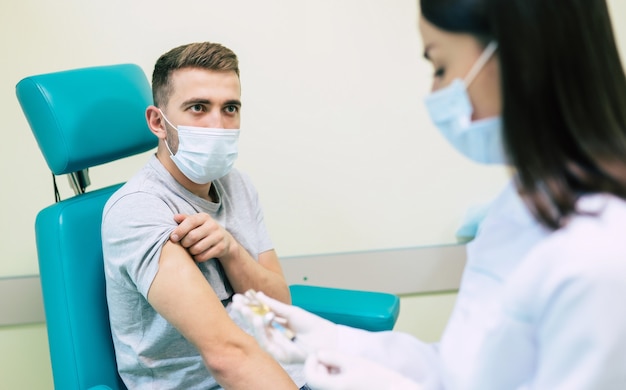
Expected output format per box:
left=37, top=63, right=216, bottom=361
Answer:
left=281, top=244, right=466, bottom=295
left=0, top=244, right=466, bottom=327
left=0, top=275, right=45, bottom=326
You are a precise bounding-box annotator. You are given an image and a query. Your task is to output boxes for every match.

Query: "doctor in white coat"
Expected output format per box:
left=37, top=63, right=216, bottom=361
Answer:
left=233, top=0, right=626, bottom=388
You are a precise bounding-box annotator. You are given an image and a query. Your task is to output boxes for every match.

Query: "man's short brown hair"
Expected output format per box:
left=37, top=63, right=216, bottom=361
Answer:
left=152, top=42, right=240, bottom=107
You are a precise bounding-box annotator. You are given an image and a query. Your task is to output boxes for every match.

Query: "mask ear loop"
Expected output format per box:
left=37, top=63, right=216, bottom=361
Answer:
left=158, top=108, right=178, bottom=157
left=464, top=41, right=498, bottom=88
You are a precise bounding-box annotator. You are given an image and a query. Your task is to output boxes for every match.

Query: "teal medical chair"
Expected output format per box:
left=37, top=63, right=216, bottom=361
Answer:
left=16, top=64, right=399, bottom=390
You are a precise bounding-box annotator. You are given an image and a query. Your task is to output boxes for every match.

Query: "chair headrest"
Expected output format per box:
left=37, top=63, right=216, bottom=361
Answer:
left=16, top=63, right=157, bottom=175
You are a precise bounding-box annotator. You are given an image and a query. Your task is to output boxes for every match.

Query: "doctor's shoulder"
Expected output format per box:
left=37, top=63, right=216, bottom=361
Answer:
left=503, top=193, right=626, bottom=313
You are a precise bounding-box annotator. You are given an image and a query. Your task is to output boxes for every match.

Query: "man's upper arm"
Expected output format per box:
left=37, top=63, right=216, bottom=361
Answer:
left=147, top=240, right=246, bottom=354
left=147, top=240, right=299, bottom=389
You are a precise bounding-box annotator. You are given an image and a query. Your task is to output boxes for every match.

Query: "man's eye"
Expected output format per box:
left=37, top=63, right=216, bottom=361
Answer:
left=190, top=104, right=204, bottom=112
left=225, top=105, right=239, bottom=114
left=434, top=67, right=445, bottom=78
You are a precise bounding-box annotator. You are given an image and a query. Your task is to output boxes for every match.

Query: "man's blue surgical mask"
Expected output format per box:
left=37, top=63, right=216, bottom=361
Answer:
left=160, top=110, right=240, bottom=184
left=423, top=41, right=506, bottom=165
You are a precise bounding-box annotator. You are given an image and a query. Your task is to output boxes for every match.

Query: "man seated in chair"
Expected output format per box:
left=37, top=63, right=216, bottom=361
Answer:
left=102, top=41, right=307, bottom=390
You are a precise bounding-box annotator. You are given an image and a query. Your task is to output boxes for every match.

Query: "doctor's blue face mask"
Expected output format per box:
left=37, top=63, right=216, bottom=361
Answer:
left=423, top=41, right=506, bottom=165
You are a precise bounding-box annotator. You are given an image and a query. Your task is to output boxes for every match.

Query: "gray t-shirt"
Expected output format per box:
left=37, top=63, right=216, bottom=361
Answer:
left=102, top=155, right=304, bottom=389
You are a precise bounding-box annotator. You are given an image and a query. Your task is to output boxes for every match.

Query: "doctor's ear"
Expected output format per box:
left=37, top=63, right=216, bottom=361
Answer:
left=146, top=106, right=167, bottom=139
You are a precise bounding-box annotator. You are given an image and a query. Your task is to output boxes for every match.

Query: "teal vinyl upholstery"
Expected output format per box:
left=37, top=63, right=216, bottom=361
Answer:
left=35, top=184, right=127, bottom=390
left=16, top=64, right=155, bottom=175
left=17, top=63, right=399, bottom=390
left=290, top=285, right=400, bottom=332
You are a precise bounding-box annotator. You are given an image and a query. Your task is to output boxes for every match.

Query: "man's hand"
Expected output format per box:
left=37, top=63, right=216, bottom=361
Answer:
left=171, top=215, right=291, bottom=303
left=170, top=213, right=235, bottom=262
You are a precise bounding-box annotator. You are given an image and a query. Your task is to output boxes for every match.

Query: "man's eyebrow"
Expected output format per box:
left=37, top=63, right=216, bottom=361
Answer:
left=224, top=99, right=242, bottom=107
left=179, top=98, right=242, bottom=108
left=179, top=98, right=211, bottom=108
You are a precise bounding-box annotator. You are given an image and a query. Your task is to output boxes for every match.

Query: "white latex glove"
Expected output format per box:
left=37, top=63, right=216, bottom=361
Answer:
left=230, top=291, right=338, bottom=364
left=305, top=350, right=423, bottom=390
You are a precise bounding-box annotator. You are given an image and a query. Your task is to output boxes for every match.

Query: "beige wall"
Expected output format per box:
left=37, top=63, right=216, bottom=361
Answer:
left=0, top=324, right=52, bottom=389
left=1, top=1, right=625, bottom=389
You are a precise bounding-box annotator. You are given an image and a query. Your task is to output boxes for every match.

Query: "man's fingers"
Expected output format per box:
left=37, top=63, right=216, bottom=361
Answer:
left=190, top=245, right=217, bottom=263
left=168, top=212, right=231, bottom=262
left=173, top=213, right=188, bottom=224
left=171, top=214, right=211, bottom=243
left=170, top=214, right=194, bottom=242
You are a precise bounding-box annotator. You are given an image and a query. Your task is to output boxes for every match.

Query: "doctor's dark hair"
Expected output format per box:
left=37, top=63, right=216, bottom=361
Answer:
left=420, top=0, right=492, bottom=44
left=421, top=0, right=626, bottom=229
left=151, top=41, right=240, bottom=108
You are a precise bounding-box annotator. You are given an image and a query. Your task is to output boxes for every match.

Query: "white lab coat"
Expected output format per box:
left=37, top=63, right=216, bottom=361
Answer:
left=335, top=181, right=626, bottom=389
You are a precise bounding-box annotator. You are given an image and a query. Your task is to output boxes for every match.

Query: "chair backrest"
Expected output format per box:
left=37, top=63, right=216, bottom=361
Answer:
left=16, top=64, right=157, bottom=390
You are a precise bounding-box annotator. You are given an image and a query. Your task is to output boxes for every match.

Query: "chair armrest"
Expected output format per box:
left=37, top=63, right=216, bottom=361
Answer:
left=289, top=284, right=400, bottom=332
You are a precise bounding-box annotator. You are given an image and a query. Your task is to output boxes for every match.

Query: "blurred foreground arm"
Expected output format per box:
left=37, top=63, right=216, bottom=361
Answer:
left=232, top=291, right=442, bottom=387
left=305, top=350, right=423, bottom=390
